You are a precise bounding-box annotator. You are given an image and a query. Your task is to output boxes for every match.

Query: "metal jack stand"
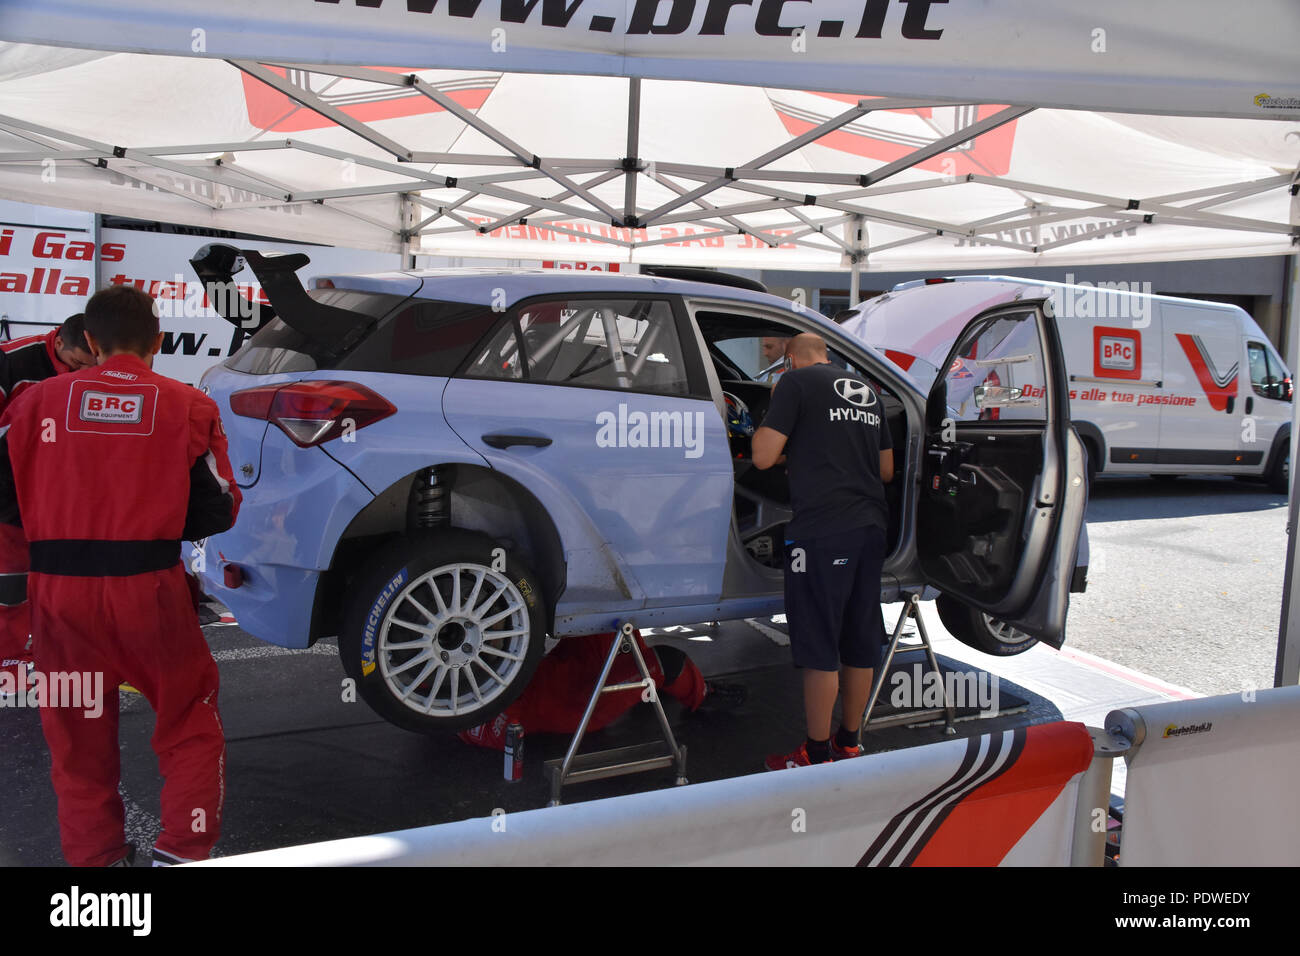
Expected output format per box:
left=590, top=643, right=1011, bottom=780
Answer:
left=544, top=622, right=688, bottom=806
left=861, top=594, right=957, bottom=734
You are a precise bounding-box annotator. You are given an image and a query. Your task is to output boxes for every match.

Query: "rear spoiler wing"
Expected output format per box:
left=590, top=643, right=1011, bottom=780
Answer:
left=189, top=243, right=376, bottom=356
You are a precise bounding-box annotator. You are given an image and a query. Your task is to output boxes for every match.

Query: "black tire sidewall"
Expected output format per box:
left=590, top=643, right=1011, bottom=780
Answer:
left=1268, top=443, right=1289, bottom=495
left=340, top=531, right=548, bottom=733
left=935, top=595, right=1038, bottom=656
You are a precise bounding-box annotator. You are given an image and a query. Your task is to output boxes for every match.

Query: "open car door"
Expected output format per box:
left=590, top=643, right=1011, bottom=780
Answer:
left=918, top=298, right=1086, bottom=647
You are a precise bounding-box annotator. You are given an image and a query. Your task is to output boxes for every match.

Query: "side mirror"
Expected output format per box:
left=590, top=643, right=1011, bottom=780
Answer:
left=974, top=384, right=1025, bottom=408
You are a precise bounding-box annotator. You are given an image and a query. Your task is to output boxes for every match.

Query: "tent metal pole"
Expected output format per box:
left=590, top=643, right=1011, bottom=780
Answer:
left=624, top=77, right=641, bottom=225
left=683, top=175, right=1038, bottom=252
left=859, top=105, right=1032, bottom=187
left=231, top=60, right=414, bottom=160
left=969, top=172, right=1293, bottom=233
left=645, top=170, right=788, bottom=246
left=638, top=100, right=874, bottom=224
left=92, top=212, right=101, bottom=292
left=787, top=210, right=853, bottom=251
left=472, top=169, right=624, bottom=233
left=860, top=232, right=937, bottom=255
left=1278, top=247, right=1300, bottom=688
left=847, top=215, right=865, bottom=305
left=0, top=114, right=287, bottom=203
left=314, top=201, right=404, bottom=236
left=408, top=76, right=623, bottom=223
left=653, top=197, right=802, bottom=225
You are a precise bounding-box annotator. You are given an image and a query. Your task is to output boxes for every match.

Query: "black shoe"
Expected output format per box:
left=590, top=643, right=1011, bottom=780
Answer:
left=108, top=845, right=136, bottom=867
left=151, top=848, right=196, bottom=867
left=197, top=604, right=222, bottom=626
left=698, top=680, right=747, bottom=710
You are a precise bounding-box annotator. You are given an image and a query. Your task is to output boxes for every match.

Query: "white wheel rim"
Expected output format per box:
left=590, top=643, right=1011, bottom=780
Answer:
left=981, top=613, right=1035, bottom=647
left=378, top=562, right=530, bottom=717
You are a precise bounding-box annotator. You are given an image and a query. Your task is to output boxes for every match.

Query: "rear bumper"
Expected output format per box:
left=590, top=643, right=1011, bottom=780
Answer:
left=197, top=435, right=374, bottom=648
left=202, top=564, right=324, bottom=649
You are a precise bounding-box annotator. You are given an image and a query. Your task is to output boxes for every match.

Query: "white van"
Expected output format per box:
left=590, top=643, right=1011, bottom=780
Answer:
left=840, top=276, right=1293, bottom=493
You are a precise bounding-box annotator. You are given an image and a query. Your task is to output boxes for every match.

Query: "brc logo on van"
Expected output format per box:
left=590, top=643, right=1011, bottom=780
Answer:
left=79, top=390, right=144, bottom=424
left=1099, top=337, right=1135, bottom=371
left=1092, top=326, right=1142, bottom=381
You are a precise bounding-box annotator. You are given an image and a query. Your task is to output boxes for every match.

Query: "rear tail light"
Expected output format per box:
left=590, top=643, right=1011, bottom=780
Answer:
left=924, top=277, right=953, bottom=285
left=229, top=381, right=396, bottom=447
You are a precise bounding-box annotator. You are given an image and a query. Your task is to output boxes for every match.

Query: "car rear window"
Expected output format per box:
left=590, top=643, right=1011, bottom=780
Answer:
left=226, top=290, right=498, bottom=377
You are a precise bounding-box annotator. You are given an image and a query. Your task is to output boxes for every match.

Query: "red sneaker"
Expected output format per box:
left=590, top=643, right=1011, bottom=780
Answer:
left=764, top=741, right=831, bottom=771
left=830, top=737, right=863, bottom=760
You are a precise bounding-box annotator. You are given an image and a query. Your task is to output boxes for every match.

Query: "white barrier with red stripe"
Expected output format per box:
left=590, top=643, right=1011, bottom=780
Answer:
left=200, top=721, right=1095, bottom=867
left=1109, top=685, right=1300, bottom=866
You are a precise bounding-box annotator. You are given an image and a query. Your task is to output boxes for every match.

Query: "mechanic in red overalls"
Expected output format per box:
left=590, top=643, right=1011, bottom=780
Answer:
left=0, top=315, right=95, bottom=685
left=0, top=286, right=241, bottom=867
left=458, top=630, right=744, bottom=750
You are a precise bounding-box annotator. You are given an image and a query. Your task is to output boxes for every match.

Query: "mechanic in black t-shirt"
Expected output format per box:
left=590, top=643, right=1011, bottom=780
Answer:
left=751, top=332, right=894, bottom=770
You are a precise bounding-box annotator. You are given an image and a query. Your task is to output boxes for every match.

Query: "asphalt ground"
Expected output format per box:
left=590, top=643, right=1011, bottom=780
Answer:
left=0, top=473, right=1289, bottom=864
left=0, top=616, right=1053, bottom=866
left=1067, top=474, right=1288, bottom=697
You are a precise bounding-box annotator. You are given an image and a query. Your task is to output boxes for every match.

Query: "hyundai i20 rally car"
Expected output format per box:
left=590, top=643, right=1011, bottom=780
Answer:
left=189, top=245, right=1088, bottom=733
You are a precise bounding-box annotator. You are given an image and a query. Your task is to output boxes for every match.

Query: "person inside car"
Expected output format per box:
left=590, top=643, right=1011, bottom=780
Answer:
left=759, top=335, right=789, bottom=384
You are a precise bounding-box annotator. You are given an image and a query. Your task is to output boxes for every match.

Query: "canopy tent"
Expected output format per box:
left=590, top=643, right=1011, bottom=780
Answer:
left=0, top=0, right=1296, bottom=273
left=2, top=0, right=1297, bottom=120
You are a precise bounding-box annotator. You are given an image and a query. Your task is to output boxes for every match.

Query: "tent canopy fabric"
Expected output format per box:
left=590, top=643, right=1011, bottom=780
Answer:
left=0, top=2, right=1296, bottom=273
left=2, top=0, right=1297, bottom=120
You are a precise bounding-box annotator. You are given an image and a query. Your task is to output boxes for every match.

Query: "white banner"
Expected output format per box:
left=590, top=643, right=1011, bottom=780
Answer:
left=199, top=721, right=1095, bottom=866
left=0, top=212, right=404, bottom=384
left=0, top=1, right=1297, bottom=119
left=1112, top=685, right=1300, bottom=866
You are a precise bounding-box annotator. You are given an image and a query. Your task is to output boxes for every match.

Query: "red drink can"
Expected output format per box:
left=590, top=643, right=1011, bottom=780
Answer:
left=504, top=723, right=524, bottom=782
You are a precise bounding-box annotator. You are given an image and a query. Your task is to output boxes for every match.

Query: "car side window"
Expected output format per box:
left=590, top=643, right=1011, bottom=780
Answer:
left=464, top=298, right=689, bottom=395
left=942, top=311, right=1047, bottom=422
left=1247, top=342, right=1286, bottom=400
left=465, top=318, right=526, bottom=380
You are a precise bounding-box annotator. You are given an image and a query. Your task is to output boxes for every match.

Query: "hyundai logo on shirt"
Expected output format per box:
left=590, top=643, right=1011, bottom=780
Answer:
left=830, top=378, right=881, bottom=425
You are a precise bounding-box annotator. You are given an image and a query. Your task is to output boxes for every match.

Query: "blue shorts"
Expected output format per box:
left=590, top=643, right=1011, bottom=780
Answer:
left=783, top=525, right=887, bottom=672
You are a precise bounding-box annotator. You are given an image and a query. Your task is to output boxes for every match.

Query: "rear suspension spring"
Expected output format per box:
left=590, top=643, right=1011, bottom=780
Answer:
left=408, top=465, right=452, bottom=530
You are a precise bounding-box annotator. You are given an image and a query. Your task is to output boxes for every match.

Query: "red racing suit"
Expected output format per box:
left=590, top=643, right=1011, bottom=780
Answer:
left=0, top=353, right=241, bottom=866
left=0, top=329, right=70, bottom=664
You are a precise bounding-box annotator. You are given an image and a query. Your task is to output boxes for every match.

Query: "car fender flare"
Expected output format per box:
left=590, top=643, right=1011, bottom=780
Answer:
left=312, top=463, right=570, bottom=643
